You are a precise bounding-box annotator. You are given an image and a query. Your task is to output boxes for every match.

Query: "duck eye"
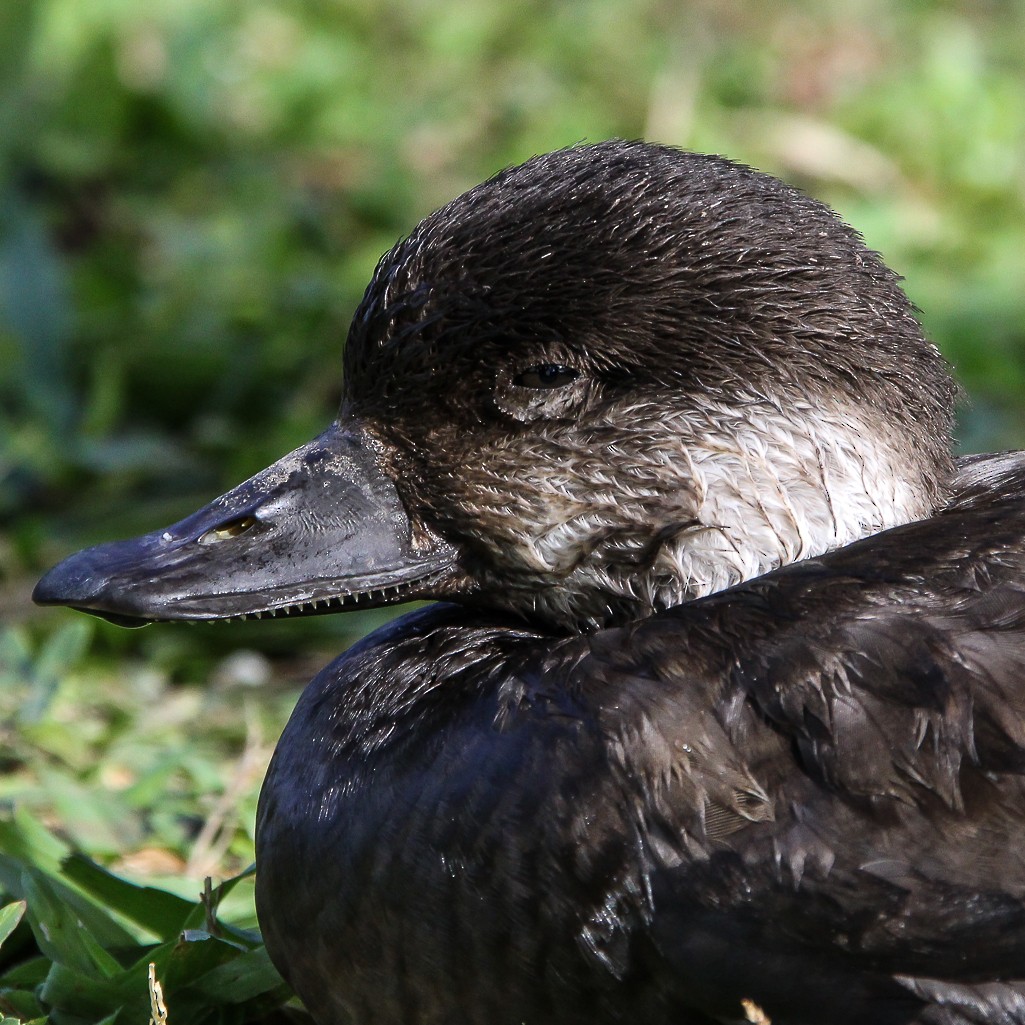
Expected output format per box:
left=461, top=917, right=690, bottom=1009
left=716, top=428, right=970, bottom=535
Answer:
left=198, top=515, right=258, bottom=545
left=513, top=364, right=580, bottom=389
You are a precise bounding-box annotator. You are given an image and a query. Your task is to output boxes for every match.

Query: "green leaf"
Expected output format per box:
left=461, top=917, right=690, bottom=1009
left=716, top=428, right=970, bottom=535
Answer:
left=0, top=975, right=46, bottom=1021
left=101, top=930, right=293, bottom=1021
left=36, top=960, right=131, bottom=1023
left=185, top=943, right=289, bottom=1004
left=61, top=854, right=195, bottom=940
left=0, top=953, right=50, bottom=989
left=138, top=931, right=256, bottom=1019
left=0, top=899, right=26, bottom=948
left=150, top=929, right=241, bottom=987
left=21, top=871, right=104, bottom=975
left=19, top=869, right=138, bottom=972
left=0, top=806, right=69, bottom=877
left=79, top=927, right=129, bottom=980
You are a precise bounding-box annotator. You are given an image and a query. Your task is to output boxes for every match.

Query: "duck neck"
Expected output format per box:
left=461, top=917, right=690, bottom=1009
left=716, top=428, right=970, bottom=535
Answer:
left=645, top=395, right=944, bottom=602
left=466, top=394, right=949, bottom=631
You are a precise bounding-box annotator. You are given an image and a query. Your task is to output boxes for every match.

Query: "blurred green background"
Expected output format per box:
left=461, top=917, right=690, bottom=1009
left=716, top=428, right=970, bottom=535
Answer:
left=2, top=0, right=1024, bottom=887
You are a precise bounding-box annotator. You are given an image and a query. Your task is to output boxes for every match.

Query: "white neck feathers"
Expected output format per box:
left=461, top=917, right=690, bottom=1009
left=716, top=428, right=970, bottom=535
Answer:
left=648, top=395, right=933, bottom=602
left=466, top=393, right=940, bottom=628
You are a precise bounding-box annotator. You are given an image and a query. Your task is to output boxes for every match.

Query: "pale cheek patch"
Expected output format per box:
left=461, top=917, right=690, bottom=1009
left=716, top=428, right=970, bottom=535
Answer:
left=458, top=396, right=937, bottom=629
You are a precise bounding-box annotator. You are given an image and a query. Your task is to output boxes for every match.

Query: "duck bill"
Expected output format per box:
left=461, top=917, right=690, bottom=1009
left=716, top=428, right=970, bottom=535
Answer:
left=32, top=422, right=458, bottom=627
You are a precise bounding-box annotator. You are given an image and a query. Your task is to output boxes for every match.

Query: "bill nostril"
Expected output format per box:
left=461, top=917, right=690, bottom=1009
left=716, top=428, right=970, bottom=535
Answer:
left=198, top=515, right=259, bottom=545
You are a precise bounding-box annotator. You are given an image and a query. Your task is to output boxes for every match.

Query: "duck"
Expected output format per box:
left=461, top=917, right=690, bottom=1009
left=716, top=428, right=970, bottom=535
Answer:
left=33, top=139, right=1025, bottom=1025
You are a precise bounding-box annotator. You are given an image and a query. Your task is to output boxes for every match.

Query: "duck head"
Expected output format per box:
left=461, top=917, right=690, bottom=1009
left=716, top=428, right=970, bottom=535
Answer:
left=35, top=141, right=957, bottom=631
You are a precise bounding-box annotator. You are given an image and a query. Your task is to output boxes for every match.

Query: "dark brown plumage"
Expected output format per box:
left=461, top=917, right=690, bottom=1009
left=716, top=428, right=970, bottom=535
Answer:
left=33, top=142, right=1025, bottom=1024
left=255, top=455, right=1025, bottom=1025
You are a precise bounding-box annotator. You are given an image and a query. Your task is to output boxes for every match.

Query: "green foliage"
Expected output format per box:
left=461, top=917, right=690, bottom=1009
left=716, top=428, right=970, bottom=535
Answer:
left=2, top=2, right=1023, bottom=1022
left=0, top=810, right=300, bottom=1025
left=0, top=618, right=312, bottom=1022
